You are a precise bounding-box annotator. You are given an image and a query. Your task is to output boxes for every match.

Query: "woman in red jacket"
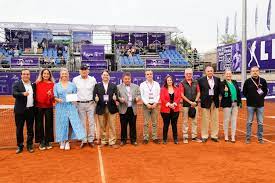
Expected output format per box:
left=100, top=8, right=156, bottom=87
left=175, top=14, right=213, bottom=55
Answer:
left=35, top=68, right=55, bottom=150
left=160, top=75, right=181, bottom=144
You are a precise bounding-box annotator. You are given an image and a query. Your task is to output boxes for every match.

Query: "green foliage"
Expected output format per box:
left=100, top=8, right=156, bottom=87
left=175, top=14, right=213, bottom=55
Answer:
left=220, top=34, right=237, bottom=44
left=171, top=36, right=192, bottom=54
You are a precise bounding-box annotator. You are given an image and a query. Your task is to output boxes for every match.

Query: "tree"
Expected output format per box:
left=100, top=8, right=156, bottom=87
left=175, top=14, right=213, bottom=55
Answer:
left=171, top=36, right=192, bottom=54
left=220, top=34, right=237, bottom=44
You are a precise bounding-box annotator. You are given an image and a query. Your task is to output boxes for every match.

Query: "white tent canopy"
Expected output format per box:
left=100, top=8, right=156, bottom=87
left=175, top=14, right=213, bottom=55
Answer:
left=0, top=22, right=180, bottom=33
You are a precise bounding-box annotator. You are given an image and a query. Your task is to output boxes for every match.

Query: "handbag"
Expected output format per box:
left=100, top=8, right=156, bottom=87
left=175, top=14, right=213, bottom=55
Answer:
left=188, top=107, right=196, bottom=118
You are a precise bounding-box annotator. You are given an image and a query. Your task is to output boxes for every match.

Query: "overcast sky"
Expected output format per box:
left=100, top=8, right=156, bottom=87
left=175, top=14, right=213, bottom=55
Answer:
left=0, top=0, right=273, bottom=53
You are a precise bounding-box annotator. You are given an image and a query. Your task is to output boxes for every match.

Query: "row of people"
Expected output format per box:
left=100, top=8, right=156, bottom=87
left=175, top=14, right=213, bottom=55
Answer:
left=12, top=65, right=267, bottom=154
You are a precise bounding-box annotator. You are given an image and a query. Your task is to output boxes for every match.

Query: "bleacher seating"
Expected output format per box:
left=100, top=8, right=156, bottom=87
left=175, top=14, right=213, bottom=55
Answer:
left=159, top=50, right=190, bottom=66
left=0, top=43, right=69, bottom=68
left=120, top=54, right=144, bottom=67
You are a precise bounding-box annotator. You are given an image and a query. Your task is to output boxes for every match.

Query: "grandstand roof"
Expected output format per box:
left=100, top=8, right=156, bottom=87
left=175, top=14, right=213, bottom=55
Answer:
left=0, top=22, right=180, bottom=33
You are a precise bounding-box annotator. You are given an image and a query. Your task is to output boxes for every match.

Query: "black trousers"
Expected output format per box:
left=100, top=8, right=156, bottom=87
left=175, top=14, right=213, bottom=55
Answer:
left=119, top=107, right=137, bottom=142
left=161, top=111, right=179, bottom=141
left=14, top=107, right=35, bottom=148
left=35, top=107, right=54, bottom=144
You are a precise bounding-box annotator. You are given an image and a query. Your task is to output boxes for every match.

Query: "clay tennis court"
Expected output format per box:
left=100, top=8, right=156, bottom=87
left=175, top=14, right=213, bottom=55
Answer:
left=1, top=95, right=275, bottom=183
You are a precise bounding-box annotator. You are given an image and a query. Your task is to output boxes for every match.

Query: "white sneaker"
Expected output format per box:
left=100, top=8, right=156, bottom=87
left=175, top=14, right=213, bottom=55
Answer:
left=65, top=141, right=70, bottom=150
left=183, top=138, right=189, bottom=144
left=60, top=141, right=65, bottom=150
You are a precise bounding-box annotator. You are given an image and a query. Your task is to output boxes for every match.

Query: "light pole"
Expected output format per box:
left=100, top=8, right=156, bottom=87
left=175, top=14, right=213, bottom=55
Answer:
left=241, top=0, right=247, bottom=89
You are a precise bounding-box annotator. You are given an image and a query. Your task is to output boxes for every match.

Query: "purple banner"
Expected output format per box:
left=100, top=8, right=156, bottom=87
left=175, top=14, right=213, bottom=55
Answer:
left=146, top=59, right=169, bottom=68
left=148, top=33, right=166, bottom=45
left=217, top=33, right=275, bottom=71
left=81, top=45, right=105, bottom=61
left=81, top=61, right=107, bottom=70
left=111, top=33, right=129, bottom=44
left=11, top=57, right=39, bottom=68
left=130, top=33, right=147, bottom=47
left=0, top=71, right=203, bottom=95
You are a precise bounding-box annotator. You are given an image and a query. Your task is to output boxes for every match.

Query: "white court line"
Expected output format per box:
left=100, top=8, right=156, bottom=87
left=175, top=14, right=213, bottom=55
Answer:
left=218, top=122, right=275, bottom=144
left=238, top=116, right=275, bottom=129
left=94, top=114, right=106, bottom=183
left=262, top=133, right=275, bottom=136
left=97, top=145, right=106, bottom=183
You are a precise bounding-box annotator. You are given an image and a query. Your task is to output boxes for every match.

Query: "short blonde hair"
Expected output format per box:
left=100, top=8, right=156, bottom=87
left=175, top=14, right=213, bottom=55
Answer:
left=59, top=68, right=69, bottom=81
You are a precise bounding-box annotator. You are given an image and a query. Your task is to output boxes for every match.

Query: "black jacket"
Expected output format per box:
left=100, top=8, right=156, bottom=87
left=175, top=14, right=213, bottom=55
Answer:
left=198, top=76, right=220, bottom=109
left=12, top=80, right=36, bottom=114
left=243, top=77, right=267, bottom=107
left=93, top=82, right=118, bottom=115
left=220, top=80, right=242, bottom=108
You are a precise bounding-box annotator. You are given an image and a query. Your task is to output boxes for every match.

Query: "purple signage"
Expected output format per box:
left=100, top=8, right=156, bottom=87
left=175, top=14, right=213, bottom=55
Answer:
left=11, top=57, right=39, bottom=68
left=0, top=71, right=203, bottom=95
left=130, top=33, right=147, bottom=47
left=111, top=33, right=129, bottom=44
left=146, top=59, right=169, bottom=68
left=217, top=33, right=275, bottom=71
left=148, top=33, right=166, bottom=45
left=81, top=61, right=107, bottom=70
left=81, top=45, right=105, bottom=61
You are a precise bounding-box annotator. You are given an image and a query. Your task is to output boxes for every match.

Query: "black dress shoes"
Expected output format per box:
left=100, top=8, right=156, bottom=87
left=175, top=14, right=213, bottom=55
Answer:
left=153, top=139, right=160, bottom=144
left=202, top=138, right=208, bottom=143
left=211, top=138, right=219, bottom=142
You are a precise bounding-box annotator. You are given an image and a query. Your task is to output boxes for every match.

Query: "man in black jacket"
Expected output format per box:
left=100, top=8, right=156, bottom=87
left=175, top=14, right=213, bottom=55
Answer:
left=243, top=66, right=267, bottom=144
left=198, top=66, right=221, bottom=142
left=93, top=70, right=119, bottom=148
left=12, top=69, right=36, bottom=154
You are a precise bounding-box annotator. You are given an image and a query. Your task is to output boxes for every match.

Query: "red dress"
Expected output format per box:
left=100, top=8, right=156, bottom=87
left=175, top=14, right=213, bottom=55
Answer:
left=35, top=81, right=54, bottom=108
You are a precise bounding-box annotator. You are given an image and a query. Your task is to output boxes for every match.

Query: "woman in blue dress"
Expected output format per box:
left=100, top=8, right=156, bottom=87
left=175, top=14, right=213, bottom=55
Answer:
left=54, top=68, right=85, bottom=150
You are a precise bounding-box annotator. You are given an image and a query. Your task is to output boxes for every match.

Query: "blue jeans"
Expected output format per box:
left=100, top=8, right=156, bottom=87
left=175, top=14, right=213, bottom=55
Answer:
left=246, top=107, right=264, bottom=140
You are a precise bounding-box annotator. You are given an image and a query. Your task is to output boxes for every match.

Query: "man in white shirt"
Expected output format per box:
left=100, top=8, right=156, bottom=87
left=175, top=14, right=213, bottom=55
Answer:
left=117, top=72, right=141, bottom=146
left=140, top=70, right=161, bottom=144
left=198, top=66, right=221, bottom=143
left=32, top=39, right=38, bottom=54
left=73, top=65, right=97, bottom=148
left=12, top=69, right=35, bottom=154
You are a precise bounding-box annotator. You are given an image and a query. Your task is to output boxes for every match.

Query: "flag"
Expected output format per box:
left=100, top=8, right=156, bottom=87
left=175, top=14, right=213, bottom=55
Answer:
left=234, top=12, right=237, bottom=36
left=217, top=23, right=219, bottom=45
left=255, top=5, right=258, bottom=35
left=225, top=16, right=229, bottom=34
left=267, top=0, right=271, bottom=31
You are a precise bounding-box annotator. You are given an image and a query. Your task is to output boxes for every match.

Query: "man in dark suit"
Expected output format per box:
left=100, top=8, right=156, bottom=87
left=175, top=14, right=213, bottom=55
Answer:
left=198, top=66, right=221, bottom=143
left=93, top=70, right=119, bottom=148
left=12, top=69, right=36, bottom=154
